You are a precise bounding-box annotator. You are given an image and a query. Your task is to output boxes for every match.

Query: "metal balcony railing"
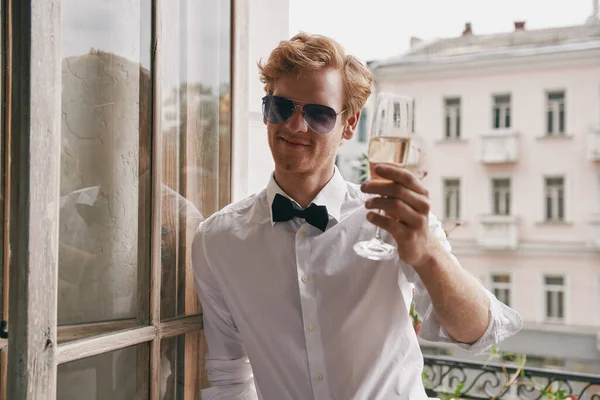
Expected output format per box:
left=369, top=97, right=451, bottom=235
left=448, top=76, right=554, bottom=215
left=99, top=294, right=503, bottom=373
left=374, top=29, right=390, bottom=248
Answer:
left=423, top=355, right=600, bottom=399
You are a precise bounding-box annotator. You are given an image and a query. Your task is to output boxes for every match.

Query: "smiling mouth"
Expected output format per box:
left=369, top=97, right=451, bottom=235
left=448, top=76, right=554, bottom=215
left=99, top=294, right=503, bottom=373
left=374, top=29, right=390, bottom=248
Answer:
left=279, top=137, right=309, bottom=146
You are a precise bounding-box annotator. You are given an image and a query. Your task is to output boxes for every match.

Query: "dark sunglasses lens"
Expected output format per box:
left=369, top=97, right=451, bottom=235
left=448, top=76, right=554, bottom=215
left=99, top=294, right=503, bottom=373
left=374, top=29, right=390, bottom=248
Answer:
left=263, top=96, right=294, bottom=124
left=303, top=104, right=337, bottom=134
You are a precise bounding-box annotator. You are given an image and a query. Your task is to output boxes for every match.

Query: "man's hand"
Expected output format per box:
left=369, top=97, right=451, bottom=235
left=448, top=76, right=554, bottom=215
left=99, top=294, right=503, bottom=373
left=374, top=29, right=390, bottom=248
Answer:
left=360, top=163, right=439, bottom=268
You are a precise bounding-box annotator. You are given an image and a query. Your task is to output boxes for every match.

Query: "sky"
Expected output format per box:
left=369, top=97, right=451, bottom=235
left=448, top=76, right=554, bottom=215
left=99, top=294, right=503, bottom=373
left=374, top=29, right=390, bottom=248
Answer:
left=289, top=0, right=595, bottom=62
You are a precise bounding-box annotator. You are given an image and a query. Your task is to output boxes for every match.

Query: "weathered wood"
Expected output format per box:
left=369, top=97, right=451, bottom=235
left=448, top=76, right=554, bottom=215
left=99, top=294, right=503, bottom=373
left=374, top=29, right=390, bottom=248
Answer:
left=158, top=314, right=202, bottom=339
left=150, top=336, right=161, bottom=400
left=7, top=1, right=61, bottom=399
left=0, top=351, right=6, bottom=400
left=149, top=1, right=163, bottom=398
left=0, top=0, right=9, bottom=398
left=57, top=326, right=156, bottom=365
left=57, top=319, right=139, bottom=344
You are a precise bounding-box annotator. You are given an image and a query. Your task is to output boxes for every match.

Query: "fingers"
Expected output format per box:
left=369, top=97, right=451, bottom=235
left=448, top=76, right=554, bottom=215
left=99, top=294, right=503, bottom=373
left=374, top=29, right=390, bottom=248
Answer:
left=365, top=198, right=426, bottom=228
left=366, top=164, right=428, bottom=196
left=365, top=187, right=430, bottom=215
left=367, top=211, right=411, bottom=236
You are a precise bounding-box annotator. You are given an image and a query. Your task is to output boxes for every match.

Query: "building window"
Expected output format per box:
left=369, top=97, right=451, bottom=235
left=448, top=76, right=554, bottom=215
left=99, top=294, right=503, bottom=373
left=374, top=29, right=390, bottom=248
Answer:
left=443, top=179, right=461, bottom=220
left=545, top=177, right=565, bottom=222
left=544, top=275, right=565, bottom=323
left=492, top=178, right=511, bottom=215
left=491, top=274, right=511, bottom=307
left=493, top=94, right=511, bottom=129
left=444, top=97, right=461, bottom=139
left=546, top=91, right=565, bottom=135
left=357, top=109, right=368, bottom=143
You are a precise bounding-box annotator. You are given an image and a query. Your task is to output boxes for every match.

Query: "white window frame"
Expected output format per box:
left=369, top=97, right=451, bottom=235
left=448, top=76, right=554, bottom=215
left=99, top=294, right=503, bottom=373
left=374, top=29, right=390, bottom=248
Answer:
left=543, top=274, right=567, bottom=324
left=544, top=176, right=565, bottom=222
left=546, top=90, right=566, bottom=136
left=443, top=97, right=461, bottom=139
left=490, top=273, right=512, bottom=307
left=357, top=108, right=368, bottom=143
left=443, top=178, right=461, bottom=221
left=491, top=177, right=511, bottom=216
left=492, top=94, right=511, bottom=129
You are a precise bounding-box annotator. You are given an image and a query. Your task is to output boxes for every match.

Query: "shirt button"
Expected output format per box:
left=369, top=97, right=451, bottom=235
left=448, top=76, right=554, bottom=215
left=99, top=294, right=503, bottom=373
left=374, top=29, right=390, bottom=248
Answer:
left=308, top=324, right=317, bottom=331
left=315, top=374, right=324, bottom=381
left=301, top=275, right=310, bottom=283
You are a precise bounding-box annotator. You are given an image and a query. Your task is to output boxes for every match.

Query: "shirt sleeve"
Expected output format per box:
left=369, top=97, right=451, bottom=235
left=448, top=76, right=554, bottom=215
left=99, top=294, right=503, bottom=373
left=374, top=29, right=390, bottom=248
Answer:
left=399, top=213, right=523, bottom=354
left=192, top=222, right=258, bottom=399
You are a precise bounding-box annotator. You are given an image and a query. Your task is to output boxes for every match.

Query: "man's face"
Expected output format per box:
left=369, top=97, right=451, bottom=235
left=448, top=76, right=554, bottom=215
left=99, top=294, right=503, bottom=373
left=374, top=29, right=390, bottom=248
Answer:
left=266, top=68, right=355, bottom=177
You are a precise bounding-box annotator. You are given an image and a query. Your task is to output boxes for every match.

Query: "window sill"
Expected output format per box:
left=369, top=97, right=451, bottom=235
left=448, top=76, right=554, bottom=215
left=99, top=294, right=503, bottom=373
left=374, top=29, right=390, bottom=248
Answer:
left=481, top=128, right=519, bottom=137
left=536, top=134, right=574, bottom=140
left=535, top=220, right=573, bottom=226
left=436, top=138, right=467, bottom=144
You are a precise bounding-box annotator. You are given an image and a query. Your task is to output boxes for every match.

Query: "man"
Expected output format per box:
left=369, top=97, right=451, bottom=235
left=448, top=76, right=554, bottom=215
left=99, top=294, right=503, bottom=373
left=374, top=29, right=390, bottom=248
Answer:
left=192, top=33, right=522, bottom=399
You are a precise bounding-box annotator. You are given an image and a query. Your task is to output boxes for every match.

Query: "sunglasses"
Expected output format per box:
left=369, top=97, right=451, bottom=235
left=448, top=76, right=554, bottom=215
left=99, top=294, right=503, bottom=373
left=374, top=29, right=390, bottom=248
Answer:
left=262, top=95, right=346, bottom=134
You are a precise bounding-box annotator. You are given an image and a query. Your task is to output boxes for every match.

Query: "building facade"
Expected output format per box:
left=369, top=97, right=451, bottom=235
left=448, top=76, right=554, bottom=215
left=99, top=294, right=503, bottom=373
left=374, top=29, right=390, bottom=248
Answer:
left=341, top=20, right=600, bottom=373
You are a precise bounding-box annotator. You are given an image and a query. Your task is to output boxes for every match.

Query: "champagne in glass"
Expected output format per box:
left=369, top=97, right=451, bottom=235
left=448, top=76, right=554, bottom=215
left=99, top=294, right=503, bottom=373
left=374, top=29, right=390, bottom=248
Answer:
left=354, top=93, right=413, bottom=261
left=368, top=136, right=411, bottom=180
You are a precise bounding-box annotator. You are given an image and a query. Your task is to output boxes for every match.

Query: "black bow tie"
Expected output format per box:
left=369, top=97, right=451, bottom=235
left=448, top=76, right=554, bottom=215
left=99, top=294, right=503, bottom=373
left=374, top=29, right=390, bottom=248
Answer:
left=271, top=193, right=329, bottom=232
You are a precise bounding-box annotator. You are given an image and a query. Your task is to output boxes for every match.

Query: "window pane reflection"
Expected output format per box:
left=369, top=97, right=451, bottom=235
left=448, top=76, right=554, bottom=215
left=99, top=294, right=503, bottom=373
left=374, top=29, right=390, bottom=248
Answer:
left=160, top=0, right=231, bottom=320
left=57, top=344, right=149, bottom=400
left=58, top=0, right=152, bottom=326
left=160, top=331, right=208, bottom=399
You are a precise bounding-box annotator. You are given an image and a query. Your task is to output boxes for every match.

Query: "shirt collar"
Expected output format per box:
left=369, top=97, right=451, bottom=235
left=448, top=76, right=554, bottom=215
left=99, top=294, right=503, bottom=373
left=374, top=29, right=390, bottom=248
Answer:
left=266, top=166, right=347, bottom=226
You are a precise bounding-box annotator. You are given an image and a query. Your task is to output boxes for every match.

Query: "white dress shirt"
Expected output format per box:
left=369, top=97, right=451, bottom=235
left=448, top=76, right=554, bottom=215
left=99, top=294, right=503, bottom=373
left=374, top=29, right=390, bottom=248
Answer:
left=192, top=167, right=522, bottom=400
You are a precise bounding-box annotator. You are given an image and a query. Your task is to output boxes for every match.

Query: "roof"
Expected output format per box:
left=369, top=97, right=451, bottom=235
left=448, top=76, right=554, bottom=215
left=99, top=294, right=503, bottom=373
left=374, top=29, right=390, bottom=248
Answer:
left=370, top=23, right=600, bottom=69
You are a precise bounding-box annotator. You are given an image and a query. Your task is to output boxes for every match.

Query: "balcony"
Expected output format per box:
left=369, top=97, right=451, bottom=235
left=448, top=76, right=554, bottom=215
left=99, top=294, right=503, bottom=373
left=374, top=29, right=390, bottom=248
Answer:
left=477, top=215, right=519, bottom=250
left=479, top=129, right=519, bottom=164
left=423, top=355, right=600, bottom=399
left=589, top=125, right=600, bottom=161
left=590, top=214, right=600, bottom=249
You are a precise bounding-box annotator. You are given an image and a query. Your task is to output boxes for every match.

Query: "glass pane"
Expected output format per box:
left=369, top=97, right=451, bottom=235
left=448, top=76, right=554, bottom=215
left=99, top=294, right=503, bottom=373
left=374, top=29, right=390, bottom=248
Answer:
left=492, top=274, right=510, bottom=283
left=58, top=0, right=152, bottom=327
left=559, top=106, right=565, bottom=133
left=445, top=115, right=451, bottom=138
left=502, top=289, right=510, bottom=307
left=160, top=331, right=208, bottom=399
left=160, top=0, right=231, bottom=320
left=545, top=276, right=564, bottom=286
left=493, top=107, right=500, bottom=128
left=548, top=91, right=565, bottom=100
left=546, top=291, right=553, bottom=318
left=558, top=291, right=564, bottom=319
left=57, top=343, right=149, bottom=400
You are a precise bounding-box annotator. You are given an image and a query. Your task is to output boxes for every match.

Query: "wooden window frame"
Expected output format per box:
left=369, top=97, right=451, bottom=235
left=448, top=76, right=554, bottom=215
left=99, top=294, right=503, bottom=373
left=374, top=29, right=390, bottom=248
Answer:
left=3, top=0, right=246, bottom=399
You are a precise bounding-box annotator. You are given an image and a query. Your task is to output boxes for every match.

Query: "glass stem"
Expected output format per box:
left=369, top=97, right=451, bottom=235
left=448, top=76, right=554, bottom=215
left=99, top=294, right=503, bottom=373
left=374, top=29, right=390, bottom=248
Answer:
left=373, top=210, right=384, bottom=241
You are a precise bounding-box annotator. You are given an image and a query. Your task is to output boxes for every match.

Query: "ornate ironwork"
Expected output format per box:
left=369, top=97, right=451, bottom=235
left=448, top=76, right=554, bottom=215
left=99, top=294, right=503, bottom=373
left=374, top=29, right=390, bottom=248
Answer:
left=423, top=355, right=600, bottom=399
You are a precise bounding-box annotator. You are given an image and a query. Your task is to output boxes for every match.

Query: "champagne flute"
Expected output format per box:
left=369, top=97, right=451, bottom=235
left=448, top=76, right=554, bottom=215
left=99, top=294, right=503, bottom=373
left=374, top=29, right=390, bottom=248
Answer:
left=353, top=92, right=413, bottom=260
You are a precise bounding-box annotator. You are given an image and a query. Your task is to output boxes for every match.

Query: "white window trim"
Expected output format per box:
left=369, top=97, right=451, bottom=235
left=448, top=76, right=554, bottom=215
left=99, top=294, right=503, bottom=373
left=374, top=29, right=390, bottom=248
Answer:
left=545, top=89, right=566, bottom=136
left=492, top=94, right=511, bottom=130
left=540, top=273, right=569, bottom=325
left=442, top=177, right=462, bottom=222
left=491, top=176, right=512, bottom=216
left=543, top=175, right=569, bottom=223
left=488, top=271, right=514, bottom=307
left=443, top=97, right=461, bottom=140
